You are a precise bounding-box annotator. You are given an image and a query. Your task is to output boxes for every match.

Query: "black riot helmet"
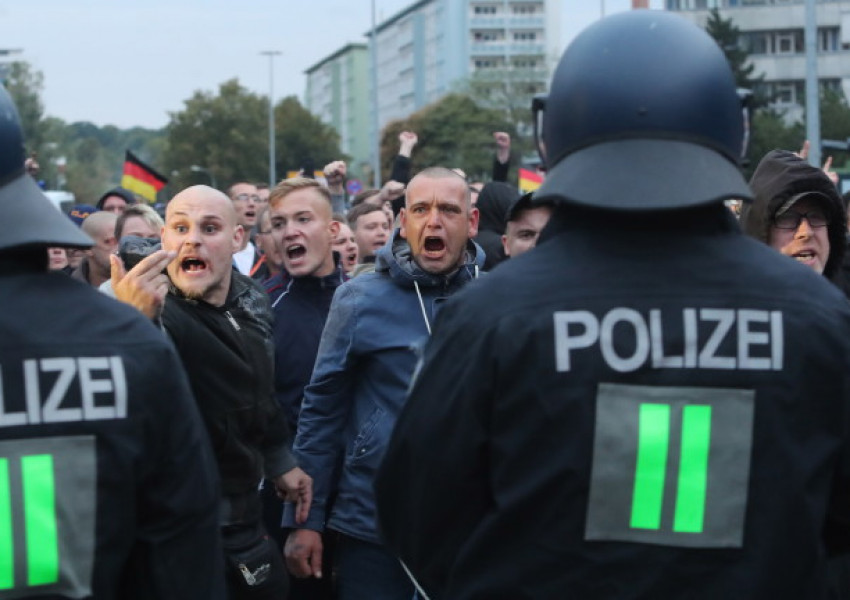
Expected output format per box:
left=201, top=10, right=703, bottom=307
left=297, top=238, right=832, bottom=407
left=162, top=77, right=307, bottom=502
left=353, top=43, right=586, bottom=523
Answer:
left=535, top=11, right=752, bottom=211
left=0, top=83, right=91, bottom=252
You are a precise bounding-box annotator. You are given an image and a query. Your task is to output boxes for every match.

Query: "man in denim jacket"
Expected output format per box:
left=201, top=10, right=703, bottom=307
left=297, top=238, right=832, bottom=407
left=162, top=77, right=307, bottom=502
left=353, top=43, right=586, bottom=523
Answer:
left=283, top=167, right=483, bottom=599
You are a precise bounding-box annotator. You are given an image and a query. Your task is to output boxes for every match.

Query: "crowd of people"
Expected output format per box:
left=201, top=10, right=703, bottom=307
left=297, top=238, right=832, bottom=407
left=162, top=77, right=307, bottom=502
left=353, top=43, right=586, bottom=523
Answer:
left=3, top=8, right=850, bottom=600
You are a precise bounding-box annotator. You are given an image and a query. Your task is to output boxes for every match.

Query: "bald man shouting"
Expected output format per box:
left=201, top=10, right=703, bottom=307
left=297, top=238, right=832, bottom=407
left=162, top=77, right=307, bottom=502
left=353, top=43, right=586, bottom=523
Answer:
left=112, top=185, right=311, bottom=599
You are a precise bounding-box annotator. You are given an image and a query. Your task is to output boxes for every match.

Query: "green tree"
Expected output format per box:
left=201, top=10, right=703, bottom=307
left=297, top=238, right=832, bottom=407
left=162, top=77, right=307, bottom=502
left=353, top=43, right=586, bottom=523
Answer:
left=275, top=95, right=345, bottom=179
left=4, top=61, right=46, bottom=149
left=164, top=79, right=268, bottom=190
left=380, top=94, right=514, bottom=183
left=163, top=79, right=343, bottom=190
left=705, top=8, right=763, bottom=94
left=744, top=108, right=804, bottom=177
left=454, top=66, right=548, bottom=163
left=819, top=88, right=850, bottom=173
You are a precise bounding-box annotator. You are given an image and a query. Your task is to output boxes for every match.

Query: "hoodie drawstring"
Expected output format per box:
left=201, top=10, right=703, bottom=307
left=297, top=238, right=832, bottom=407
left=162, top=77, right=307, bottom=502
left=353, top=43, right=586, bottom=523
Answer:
left=413, top=281, right=431, bottom=335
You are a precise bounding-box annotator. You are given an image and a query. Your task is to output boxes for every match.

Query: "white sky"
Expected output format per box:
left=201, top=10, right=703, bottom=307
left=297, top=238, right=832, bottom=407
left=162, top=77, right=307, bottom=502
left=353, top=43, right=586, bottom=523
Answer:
left=0, top=0, right=662, bottom=129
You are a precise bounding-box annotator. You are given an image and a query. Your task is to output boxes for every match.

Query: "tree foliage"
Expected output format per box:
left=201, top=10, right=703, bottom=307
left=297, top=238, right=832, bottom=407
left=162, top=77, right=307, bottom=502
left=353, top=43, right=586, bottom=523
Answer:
left=163, top=79, right=342, bottom=190
left=453, top=67, right=546, bottom=163
left=163, top=79, right=268, bottom=190
left=380, top=94, right=514, bottom=183
left=275, top=95, right=345, bottom=178
left=705, top=8, right=763, bottom=95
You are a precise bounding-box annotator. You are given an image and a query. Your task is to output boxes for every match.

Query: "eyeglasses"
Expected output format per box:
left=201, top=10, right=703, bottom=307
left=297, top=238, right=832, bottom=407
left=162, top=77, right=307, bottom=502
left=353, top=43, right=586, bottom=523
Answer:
left=773, top=210, right=828, bottom=230
left=256, top=230, right=271, bottom=235
left=233, top=194, right=260, bottom=203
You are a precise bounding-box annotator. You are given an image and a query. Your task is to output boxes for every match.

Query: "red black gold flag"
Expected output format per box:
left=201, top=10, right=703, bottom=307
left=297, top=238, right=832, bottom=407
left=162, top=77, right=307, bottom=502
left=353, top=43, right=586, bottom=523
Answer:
left=121, top=150, right=167, bottom=203
left=518, top=167, right=543, bottom=194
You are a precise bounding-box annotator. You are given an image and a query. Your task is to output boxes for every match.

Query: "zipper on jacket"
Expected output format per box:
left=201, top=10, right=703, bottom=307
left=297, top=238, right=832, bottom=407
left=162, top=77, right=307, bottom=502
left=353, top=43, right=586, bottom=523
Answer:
left=224, top=310, right=241, bottom=331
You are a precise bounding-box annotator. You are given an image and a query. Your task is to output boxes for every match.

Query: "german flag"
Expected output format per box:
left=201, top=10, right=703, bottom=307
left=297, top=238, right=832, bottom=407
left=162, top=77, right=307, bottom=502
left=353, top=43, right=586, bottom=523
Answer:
left=518, top=168, right=543, bottom=194
left=121, top=150, right=167, bottom=203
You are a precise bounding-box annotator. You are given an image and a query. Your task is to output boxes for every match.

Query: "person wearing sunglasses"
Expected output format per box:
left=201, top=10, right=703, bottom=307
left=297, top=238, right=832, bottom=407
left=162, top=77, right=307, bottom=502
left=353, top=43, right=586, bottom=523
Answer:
left=741, top=149, right=846, bottom=284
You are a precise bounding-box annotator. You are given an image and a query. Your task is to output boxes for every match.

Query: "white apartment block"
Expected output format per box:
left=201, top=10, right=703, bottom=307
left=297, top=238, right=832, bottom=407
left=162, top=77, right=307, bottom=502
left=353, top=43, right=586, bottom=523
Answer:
left=370, top=0, right=560, bottom=129
left=667, top=0, right=850, bottom=122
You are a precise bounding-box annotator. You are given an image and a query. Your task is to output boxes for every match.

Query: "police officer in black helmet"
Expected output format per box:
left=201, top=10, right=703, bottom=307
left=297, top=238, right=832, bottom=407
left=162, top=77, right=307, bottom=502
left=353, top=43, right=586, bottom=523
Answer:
left=376, top=11, right=850, bottom=599
left=0, top=84, right=225, bottom=598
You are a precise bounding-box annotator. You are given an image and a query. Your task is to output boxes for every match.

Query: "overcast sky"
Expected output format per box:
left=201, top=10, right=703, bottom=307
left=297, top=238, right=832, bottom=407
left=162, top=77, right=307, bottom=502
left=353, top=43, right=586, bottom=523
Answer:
left=0, top=0, right=663, bottom=129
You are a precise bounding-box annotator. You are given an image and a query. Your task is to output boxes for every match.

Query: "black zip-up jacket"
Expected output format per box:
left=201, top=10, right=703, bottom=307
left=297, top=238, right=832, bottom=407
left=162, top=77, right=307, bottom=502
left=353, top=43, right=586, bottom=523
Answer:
left=162, top=269, right=296, bottom=499
left=376, top=203, right=850, bottom=599
left=266, top=262, right=348, bottom=434
left=0, top=265, right=223, bottom=599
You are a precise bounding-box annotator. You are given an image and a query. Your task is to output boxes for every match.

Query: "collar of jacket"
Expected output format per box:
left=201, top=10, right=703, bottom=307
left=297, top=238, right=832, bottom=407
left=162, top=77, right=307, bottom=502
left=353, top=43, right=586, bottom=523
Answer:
left=168, top=267, right=270, bottom=322
left=279, top=259, right=349, bottom=291
left=375, top=229, right=485, bottom=289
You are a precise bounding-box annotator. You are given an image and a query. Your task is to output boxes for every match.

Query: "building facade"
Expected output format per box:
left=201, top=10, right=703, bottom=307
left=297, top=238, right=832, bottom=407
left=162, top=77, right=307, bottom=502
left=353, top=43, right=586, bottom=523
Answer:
left=304, top=0, right=560, bottom=179
left=371, top=0, right=560, bottom=129
left=667, top=0, right=850, bottom=123
left=304, top=44, right=371, bottom=179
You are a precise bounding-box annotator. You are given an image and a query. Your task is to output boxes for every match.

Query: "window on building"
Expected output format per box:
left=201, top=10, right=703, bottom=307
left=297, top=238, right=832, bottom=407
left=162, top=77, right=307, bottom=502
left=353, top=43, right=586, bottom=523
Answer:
left=818, top=27, right=839, bottom=52
left=511, top=3, right=542, bottom=14
left=821, top=78, right=841, bottom=94
left=775, top=31, right=796, bottom=54
left=474, top=5, right=498, bottom=15
left=513, top=31, right=537, bottom=41
left=474, top=30, right=501, bottom=42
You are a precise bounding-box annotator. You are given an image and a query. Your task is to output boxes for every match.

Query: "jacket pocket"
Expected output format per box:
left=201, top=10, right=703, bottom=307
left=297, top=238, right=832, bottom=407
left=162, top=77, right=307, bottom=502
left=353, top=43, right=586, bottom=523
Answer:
left=348, top=405, right=385, bottom=461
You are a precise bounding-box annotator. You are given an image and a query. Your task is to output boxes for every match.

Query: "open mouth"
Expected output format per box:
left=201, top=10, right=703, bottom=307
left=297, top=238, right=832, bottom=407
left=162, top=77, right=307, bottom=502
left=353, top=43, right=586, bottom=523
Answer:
left=793, top=250, right=816, bottom=262
left=287, top=244, right=306, bottom=260
left=424, top=237, right=445, bottom=253
left=181, top=257, right=207, bottom=272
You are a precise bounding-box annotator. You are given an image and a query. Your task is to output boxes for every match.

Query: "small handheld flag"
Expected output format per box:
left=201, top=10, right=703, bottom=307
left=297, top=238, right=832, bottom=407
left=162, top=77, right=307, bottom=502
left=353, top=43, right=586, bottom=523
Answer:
left=121, top=151, right=167, bottom=203
left=518, top=168, right=543, bottom=194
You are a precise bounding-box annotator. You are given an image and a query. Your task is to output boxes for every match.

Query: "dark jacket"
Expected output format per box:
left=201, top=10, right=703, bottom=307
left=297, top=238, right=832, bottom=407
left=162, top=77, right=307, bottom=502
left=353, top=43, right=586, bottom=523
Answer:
left=266, top=262, right=348, bottom=434
left=377, top=203, right=850, bottom=599
left=283, top=231, right=485, bottom=542
left=0, top=266, right=223, bottom=599
left=474, top=181, right=517, bottom=270
left=741, top=149, right=846, bottom=281
left=162, top=269, right=295, bottom=499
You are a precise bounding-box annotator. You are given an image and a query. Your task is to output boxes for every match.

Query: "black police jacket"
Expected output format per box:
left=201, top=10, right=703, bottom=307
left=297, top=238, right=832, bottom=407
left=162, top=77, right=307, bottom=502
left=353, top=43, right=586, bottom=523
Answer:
left=376, top=204, right=850, bottom=600
left=0, top=267, right=223, bottom=599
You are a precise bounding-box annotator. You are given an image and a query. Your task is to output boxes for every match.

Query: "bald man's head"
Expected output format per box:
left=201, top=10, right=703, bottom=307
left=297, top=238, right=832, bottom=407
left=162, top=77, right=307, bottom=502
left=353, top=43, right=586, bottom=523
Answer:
left=162, top=185, right=243, bottom=307
left=167, top=185, right=239, bottom=227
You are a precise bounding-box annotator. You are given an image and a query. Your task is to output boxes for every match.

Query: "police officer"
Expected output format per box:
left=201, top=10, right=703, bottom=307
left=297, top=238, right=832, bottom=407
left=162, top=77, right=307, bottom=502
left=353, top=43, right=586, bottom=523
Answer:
left=375, top=12, right=850, bottom=599
left=0, top=84, right=225, bottom=598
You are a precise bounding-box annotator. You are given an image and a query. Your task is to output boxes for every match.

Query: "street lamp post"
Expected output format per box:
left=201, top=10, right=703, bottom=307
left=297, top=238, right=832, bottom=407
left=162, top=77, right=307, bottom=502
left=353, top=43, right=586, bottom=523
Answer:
left=370, top=0, right=381, bottom=189
left=190, top=164, right=217, bottom=189
left=261, top=50, right=282, bottom=187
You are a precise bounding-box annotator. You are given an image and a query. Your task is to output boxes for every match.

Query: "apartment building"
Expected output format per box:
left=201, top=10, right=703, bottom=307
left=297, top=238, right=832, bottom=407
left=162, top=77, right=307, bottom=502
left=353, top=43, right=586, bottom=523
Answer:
left=667, top=0, right=850, bottom=122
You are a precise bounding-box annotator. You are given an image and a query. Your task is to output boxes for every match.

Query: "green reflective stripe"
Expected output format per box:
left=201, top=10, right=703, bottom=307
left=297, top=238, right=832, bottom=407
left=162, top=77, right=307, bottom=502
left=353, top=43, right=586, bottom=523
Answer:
left=630, top=403, right=670, bottom=530
left=21, top=455, right=58, bottom=586
left=674, top=405, right=712, bottom=533
left=0, top=459, right=12, bottom=590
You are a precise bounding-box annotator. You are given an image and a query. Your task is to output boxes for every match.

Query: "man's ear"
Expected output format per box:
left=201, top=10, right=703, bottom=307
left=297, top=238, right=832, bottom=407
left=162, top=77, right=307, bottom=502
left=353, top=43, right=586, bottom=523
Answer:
left=467, top=207, right=480, bottom=239
left=399, top=208, right=408, bottom=240
left=233, top=225, right=245, bottom=253
left=501, top=234, right=511, bottom=257
left=329, top=219, right=341, bottom=238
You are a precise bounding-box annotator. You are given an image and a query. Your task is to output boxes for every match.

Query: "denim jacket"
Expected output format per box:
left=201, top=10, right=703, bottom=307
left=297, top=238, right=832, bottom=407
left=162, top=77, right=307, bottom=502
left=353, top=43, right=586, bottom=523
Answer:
left=283, top=230, right=485, bottom=542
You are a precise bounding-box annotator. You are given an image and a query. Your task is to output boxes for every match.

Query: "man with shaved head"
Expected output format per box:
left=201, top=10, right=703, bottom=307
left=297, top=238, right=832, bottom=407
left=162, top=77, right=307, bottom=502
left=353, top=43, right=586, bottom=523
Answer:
left=282, top=168, right=483, bottom=597
left=112, top=185, right=312, bottom=599
left=72, top=210, right=118, bottom=287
